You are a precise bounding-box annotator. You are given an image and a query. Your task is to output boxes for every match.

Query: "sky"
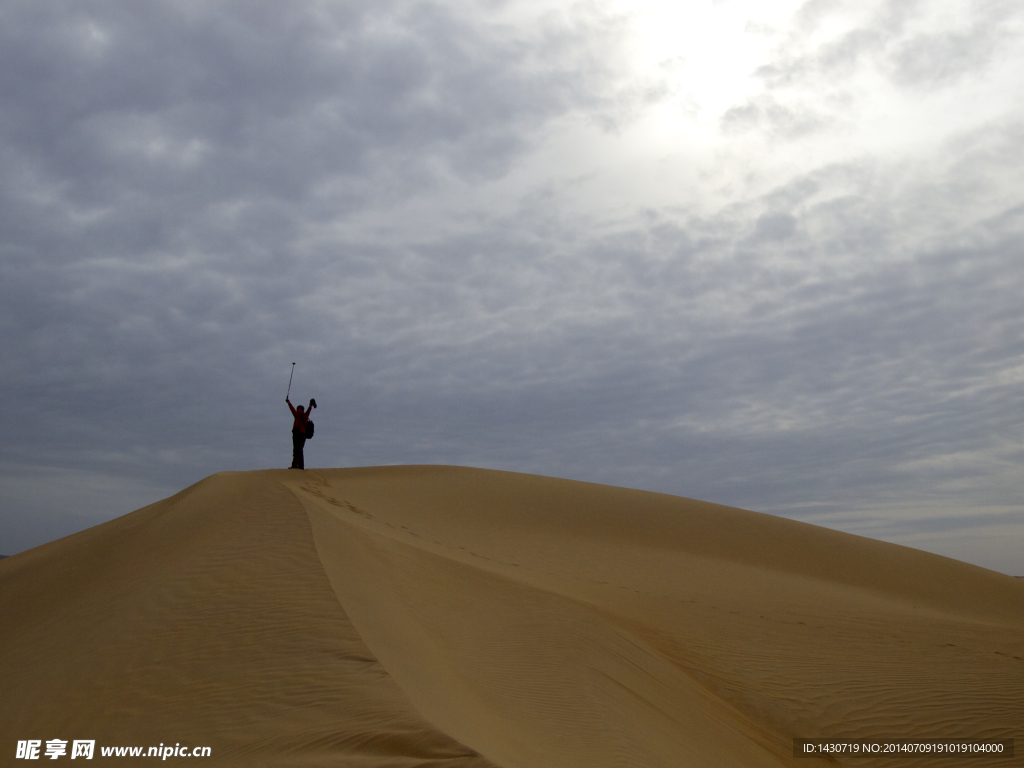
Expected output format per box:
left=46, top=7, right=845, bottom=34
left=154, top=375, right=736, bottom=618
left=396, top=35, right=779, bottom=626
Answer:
left=1, top=0, right=1022, bottom=575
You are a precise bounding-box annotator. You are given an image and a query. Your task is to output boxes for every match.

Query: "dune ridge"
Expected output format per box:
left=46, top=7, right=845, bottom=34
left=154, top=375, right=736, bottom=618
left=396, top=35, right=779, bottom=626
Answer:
left=2, top=466, right=1022, bottom=766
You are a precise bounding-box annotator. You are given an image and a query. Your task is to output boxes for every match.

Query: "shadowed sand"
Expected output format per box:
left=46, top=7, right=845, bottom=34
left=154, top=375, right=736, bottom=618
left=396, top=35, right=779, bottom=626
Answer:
left=1, top=467, right=1021, bottom=766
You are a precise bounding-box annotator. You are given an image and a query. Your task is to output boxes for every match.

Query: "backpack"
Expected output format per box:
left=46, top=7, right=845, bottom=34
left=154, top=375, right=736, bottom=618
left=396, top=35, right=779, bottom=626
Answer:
left=305, top=419, right=314, bottom=440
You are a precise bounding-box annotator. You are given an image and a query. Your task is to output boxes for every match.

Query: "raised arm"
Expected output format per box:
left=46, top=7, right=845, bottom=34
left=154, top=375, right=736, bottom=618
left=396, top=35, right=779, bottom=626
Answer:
left=287, top=399, right=298, bottom=417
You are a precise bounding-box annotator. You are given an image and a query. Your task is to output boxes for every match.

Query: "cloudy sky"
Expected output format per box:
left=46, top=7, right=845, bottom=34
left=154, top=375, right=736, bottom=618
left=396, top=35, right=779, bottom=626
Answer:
left=2, top=0, right=1022, bottom=574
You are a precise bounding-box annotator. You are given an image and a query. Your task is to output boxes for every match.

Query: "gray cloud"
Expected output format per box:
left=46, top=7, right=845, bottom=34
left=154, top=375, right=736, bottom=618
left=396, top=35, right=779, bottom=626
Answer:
left=0, top=0, right=624, bottom=229
left=886, top=25, right=1003, bottom=88
left=1, top=0, right=1022, bottom=575
left=740, top=0, right=1024, bottom=139
left=0, top=0, right=625, bottom=427
left=719, top=95, right=831, bottom=139
left=754, top=27, right=884, bottom=87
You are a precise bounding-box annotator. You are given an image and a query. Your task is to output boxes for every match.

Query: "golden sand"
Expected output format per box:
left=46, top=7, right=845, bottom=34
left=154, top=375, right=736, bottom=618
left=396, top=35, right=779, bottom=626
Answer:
left=2, top=467, right=1021, bottom=766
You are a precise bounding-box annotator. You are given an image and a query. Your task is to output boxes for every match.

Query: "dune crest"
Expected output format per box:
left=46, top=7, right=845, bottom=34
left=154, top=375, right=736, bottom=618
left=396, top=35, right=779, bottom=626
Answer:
left=3, top=467, right=1022, bottom=766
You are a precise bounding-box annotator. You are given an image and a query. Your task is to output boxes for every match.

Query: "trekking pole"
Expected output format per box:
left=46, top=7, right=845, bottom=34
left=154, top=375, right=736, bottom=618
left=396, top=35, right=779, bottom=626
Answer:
left=286, top=362, right=295, bottom=400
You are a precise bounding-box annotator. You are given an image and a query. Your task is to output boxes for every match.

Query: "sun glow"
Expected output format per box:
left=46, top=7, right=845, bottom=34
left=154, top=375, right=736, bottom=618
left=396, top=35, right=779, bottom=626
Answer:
left=616, top=0, right=804, bottom=123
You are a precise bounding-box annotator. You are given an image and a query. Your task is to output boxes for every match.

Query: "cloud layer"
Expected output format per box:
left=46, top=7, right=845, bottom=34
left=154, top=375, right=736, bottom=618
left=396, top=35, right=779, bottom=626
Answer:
left=2, top=0, right=1022, bottom=574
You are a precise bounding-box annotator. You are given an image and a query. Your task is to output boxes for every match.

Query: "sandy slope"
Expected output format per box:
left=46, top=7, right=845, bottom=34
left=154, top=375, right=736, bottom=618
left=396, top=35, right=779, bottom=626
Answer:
left=2, top=467, right=1022, bottom=767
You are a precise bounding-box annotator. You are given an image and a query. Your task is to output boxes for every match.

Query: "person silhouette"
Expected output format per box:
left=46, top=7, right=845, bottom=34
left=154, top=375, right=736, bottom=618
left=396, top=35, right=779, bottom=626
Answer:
left=286, top=396, right=316, bottom=469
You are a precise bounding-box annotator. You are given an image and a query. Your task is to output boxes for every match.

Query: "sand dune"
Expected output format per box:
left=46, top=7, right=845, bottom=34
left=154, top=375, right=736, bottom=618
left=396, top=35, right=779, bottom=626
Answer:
left=2, top=467, right=1021, bottom=766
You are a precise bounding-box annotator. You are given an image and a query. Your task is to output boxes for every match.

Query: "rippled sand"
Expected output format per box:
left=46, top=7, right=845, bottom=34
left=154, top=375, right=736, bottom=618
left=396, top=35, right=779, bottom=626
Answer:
left=2, top=467, right=1021, bottom=766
